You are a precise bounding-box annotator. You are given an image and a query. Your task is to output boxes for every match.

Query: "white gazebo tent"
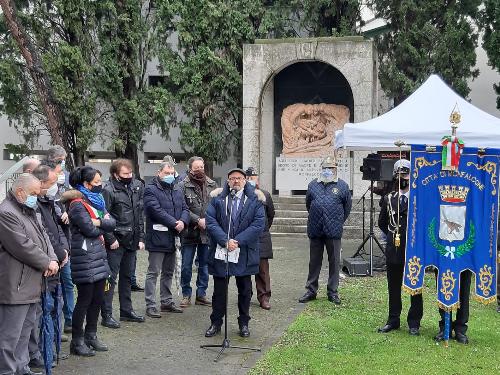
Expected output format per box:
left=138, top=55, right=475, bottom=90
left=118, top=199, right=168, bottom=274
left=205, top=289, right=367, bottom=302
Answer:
left=335, top=75, right=500, bottom=150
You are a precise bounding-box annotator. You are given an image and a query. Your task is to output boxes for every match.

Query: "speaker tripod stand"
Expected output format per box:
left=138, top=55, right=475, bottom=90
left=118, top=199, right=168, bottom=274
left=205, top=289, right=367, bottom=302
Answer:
left=353, top=179, right=385, bottom=276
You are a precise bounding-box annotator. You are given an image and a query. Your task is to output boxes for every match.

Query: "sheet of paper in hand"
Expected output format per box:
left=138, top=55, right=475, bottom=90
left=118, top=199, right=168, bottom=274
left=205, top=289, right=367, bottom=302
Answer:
left=215, top=244, right=240, bottom=264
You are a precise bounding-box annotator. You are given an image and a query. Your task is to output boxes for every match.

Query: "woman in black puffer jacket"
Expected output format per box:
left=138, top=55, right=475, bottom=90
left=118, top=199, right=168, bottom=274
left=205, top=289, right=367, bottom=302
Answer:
left=62, top=166, right=115, bottom=357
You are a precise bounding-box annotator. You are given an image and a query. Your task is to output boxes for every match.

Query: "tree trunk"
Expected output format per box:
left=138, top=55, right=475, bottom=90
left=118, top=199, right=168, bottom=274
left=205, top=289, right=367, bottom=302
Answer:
left=0, top=0, right=65, bottom=148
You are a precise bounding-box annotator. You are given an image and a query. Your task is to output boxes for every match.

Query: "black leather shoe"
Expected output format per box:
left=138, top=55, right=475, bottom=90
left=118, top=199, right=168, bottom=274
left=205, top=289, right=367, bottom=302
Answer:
left=205, top=324, right=221, bottom=337
left=434, top=330, right=445, bottom=341
left=84, top=333, right=108, bottom=352
left=54, top=352, right=70, bottom=361
left=120, top=311, right=145, bottom=323
left=70, top=338, right=96, bottom=357
left=378, top=324, right=399, bottom=333
left=239, top=325, right=250, bottom=338
left=298, top=291, right=317, bottom=303
left=328, top=294, right=341, bottom=305
left=131, top=284, right=145, bottom=292
left=23, top=370, right=43, bottom=375
left=28, top=357, right=44, bottom=369
left=161, top=303, right=183, bottom=313
left=455, top=332, right=469, bottom=344
left=101, top=314, right=120, bottom=329
left=146, top=307, right=161, bottom=318
left=409, top=327, right=420, bottom=336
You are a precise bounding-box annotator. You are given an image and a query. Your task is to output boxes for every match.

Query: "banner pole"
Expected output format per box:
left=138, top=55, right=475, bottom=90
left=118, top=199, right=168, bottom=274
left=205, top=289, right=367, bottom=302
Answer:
left=443, top=311, right=451, bottom=347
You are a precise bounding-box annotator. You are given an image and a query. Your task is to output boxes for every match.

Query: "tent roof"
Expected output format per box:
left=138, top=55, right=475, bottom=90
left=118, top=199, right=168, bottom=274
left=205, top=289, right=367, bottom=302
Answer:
left=335, top=75, right=500, bottom=150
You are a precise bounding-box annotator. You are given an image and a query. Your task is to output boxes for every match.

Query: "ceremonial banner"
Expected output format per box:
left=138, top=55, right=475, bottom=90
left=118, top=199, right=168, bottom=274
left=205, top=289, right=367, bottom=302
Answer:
left=404, top=145, right=499, bottom=310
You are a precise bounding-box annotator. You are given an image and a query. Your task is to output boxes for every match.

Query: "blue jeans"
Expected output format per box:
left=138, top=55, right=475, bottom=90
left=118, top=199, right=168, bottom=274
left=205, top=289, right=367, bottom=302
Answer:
left=60, top=260, right=75, bottom=326
left=181, top=244, right=209, bottom=298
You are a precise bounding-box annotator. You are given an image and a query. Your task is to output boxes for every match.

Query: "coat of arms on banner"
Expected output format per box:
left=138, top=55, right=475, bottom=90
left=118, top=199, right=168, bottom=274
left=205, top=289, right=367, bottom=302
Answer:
left=428, top=185, right=474, bottom=260
left=438, top=185, right=469, bottom=242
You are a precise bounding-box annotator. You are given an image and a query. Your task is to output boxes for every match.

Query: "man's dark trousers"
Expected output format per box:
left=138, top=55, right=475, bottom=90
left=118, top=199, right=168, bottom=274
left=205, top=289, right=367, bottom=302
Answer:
left=102, top=247, right=135, bottom=316
left=210, top=275, right=252, bottom=327
left=386, top=262, right=423, bottom=328
left=305, top=238, right=341, bottom=296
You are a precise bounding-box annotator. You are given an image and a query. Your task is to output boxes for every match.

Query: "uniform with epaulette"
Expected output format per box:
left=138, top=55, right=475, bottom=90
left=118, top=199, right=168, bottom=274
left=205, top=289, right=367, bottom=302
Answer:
left=377, top=159, right=423, bottom=335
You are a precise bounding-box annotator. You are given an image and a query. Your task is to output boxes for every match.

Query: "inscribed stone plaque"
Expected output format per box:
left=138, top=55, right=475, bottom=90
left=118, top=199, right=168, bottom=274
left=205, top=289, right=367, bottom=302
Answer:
left=276, top=157, right=322, bottom=191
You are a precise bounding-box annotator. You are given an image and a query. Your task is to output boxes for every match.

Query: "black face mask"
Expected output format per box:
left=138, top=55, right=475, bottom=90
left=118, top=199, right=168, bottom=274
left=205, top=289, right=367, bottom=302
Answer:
left=119, top=176, right=133, bottom=185
left=399, top=179, right=409, bottom=189
left=90, top=185, right=103, bottom=194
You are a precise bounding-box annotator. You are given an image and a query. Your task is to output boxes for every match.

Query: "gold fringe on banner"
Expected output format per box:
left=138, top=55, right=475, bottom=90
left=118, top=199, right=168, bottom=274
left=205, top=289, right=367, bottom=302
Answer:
left=402, top=285, right=423, bottom=296
left=437, top=300, right=460, bottom=312
left=473, top=294, right=496, bottom=305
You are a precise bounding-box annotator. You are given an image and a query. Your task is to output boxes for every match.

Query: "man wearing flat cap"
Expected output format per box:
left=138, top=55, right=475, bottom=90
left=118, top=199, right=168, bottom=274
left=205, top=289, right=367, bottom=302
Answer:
left=204, top=168, right=266, bottom=338
left=299, top=156, right=352, bottom=305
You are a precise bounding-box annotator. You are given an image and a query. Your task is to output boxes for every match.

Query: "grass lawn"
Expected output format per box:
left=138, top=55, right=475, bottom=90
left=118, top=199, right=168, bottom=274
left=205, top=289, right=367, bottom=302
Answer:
left=250, top=273, right=500, bottom=375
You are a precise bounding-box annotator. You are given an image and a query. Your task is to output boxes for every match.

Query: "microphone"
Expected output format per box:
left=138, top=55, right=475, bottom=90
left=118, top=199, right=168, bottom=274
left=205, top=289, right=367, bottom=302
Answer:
left=230, top=188, right=237, bottom=198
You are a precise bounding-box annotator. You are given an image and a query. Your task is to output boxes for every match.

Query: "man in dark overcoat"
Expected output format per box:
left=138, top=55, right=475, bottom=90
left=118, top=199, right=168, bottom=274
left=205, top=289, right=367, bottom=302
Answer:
left=204, top=168, right=265, bottom=338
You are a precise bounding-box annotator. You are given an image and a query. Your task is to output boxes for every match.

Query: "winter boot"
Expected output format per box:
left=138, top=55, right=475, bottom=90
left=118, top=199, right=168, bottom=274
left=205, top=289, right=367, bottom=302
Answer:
left=70, top=336, right=95, bottom=357
left=84, top=333, right=108, bottom=352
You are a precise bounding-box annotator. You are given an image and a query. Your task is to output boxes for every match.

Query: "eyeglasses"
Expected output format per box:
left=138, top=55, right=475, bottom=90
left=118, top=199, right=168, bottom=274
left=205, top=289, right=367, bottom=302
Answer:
left=229, top=177, right=244, bottom=181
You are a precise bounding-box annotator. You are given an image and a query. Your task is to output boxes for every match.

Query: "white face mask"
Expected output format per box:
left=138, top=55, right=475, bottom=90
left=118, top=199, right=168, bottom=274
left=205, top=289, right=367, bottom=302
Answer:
left=46, top=183, right=59, bottom=198
left=57, top=173, right=66, bottom=186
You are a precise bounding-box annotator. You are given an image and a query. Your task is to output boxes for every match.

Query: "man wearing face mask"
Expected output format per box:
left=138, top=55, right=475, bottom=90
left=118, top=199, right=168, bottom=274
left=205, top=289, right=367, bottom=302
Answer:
left=0, top=173, right=59, bottom=375
left=143, top=161, right=190, bottom=318
left=245, top=167, right=275, bottom=310
left=204, top=168, right=266, bottom=338
left=45, top=147, right=75, bottom=334
left=299, top=156, right=352, bottom=305
left=377, top=159, right=423, bottom=336
left=27, top=165, right=70, bottom=370
left=100, top=159, right=146, bottom=328
left=179, top=156, right=217, bottom=308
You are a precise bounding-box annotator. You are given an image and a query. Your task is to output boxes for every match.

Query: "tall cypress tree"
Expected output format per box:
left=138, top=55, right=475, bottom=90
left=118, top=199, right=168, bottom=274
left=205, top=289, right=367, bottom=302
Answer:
left=370, top=0, right=481, bottom=105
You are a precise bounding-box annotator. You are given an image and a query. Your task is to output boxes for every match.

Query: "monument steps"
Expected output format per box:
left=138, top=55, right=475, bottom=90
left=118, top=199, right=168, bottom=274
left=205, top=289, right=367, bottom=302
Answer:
left=270, top=195, right=383, bottom=240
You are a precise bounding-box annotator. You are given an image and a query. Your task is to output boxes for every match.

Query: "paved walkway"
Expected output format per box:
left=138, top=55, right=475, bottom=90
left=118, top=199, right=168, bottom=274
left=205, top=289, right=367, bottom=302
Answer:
left=54, top=238, right=367, bottom=374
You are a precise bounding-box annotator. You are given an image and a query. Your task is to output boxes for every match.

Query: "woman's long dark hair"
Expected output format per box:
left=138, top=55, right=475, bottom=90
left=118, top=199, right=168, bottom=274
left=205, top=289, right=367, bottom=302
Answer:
left=69, top=166, right=98, bottom=188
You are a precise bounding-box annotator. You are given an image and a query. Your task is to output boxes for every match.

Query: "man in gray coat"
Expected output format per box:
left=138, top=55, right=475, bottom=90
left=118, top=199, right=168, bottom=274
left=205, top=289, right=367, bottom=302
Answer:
left=0, top=173, right=59, bottom=375
left=179, top=156, right=217, bottom=308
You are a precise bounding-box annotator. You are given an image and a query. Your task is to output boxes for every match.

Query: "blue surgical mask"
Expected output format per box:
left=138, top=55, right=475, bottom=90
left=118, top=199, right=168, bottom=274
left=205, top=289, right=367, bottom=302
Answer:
left=321, top=169, right=334, bottom=178
left=162, top=175, right=175, bottom=185
left=25, top=195, right=38, bottom=209
left=248, top=180, right=256, bottom=187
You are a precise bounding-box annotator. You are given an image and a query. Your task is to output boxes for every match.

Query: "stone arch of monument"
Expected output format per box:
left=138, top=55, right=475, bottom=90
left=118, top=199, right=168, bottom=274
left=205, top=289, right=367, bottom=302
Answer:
left=243, top=37, right=377, bottom=193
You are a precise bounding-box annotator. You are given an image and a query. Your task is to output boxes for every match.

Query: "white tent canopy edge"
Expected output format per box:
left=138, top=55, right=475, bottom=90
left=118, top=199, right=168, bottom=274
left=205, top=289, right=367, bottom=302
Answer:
left=334, top=74, right=500, bottom=151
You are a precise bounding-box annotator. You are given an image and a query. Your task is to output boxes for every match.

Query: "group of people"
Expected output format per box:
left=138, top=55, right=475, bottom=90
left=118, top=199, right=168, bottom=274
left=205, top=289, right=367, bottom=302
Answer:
left=1, top=146, right=499, bottom=374
left=298, top=156, right=500, bottom=345
left=0, top=147, right=276, bottom=375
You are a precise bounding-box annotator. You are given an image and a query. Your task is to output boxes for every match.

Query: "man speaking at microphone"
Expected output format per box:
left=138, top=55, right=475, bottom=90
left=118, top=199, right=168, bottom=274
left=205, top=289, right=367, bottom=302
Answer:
left=204, top=168, right=265, bottom=338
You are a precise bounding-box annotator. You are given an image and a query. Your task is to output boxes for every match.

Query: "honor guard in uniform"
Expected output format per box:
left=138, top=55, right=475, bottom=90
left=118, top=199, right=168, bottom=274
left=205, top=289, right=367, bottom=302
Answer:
left=378, top=159, right=423, bottom=335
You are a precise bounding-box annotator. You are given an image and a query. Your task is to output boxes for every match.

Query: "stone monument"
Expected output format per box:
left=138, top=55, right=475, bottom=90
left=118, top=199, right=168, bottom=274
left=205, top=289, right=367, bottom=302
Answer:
left=275, top=103, right=350, bottom=191
left=242, top=37, right=378, bottom=196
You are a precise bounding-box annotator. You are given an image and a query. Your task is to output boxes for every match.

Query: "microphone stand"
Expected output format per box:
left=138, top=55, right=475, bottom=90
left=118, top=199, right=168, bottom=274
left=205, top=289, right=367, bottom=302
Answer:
left=201, top=189, right=261, bottom=362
